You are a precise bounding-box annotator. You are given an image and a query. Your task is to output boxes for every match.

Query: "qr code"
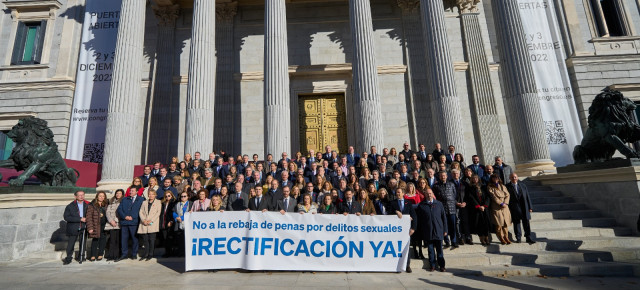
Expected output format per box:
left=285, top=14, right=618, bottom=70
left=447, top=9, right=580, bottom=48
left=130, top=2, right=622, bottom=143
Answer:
left=545, top=120, right=567, bottom=145
left=83, top=143, right=104, bottom=163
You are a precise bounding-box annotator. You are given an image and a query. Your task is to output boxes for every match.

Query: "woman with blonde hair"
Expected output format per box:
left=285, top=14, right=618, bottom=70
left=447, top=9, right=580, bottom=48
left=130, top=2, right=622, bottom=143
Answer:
left=143, top=177, right=159, bottom=199
left=387, top=148, right=399, bottom=165
left=404, top=182, right=422, bottom=205
left=172, top=175, right=188, bottom=194
left=358, top=167, right=372, bottom=188
left=138, top=189, right=161, bottom=260
left=487, top=174, right=512, bottom=245
left=263, top=175, right=274, bottom=193
left=219, top=186, right=230, bottom=210
left=208, top=195, right=227, bottom=211
left=126, top=177, right=144, bottom=197
left=170, top=156, right=179, bottom=165
left=297, top=193, right=318, bottom=214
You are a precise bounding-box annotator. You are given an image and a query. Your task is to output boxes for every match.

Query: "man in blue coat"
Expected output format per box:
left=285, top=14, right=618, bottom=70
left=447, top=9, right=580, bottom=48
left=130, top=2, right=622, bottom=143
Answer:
left=416, top=189, right=448, bottom=272
left=116, top=187, right=144, bottom=261
left=388, top=188, right=417, bottom=273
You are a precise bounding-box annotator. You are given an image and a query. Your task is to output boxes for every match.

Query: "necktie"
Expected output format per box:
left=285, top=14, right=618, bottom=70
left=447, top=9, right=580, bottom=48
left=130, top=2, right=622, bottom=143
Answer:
left=237, top=192, right=241, bottom=199
left=284, top=198, right=288, bottom=211
left=257, top=197, right=261, bottom=207
left=348, top=201, right=352, bottom=211
left=399, top=200, right=404, bottom=212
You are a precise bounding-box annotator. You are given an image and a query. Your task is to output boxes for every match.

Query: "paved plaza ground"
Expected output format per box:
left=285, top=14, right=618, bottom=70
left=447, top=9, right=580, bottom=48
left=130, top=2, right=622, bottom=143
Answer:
left=1, top=257, right=638, bottom=289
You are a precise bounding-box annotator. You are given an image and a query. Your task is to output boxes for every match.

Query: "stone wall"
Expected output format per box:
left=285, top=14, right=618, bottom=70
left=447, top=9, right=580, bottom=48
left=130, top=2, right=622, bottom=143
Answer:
left=0, top=205, right=66, bottom=261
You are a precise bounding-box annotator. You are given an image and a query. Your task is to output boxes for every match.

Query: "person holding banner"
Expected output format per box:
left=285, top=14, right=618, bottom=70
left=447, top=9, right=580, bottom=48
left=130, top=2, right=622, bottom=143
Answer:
left=276, top=186, right=298, bottom=213
left=209, top=195, right=226, bottom=211
left=389, top=187, right=417, bottom=272
left=173, top=192, right=192, bottom=256
left=357, top=189, right=376, bottom=215
left=190, top=189, right=211, bottom=212
left=63, top=190, right=89, bottom=265
left=297, top=193, right=318, bottom=214
left=339, top=188, right=362, bottom=215
left=416, top=189, right=448, bottom=272
left=248, top=186, right=272, bottom=212
left=318, top=194, right=337, bottom=214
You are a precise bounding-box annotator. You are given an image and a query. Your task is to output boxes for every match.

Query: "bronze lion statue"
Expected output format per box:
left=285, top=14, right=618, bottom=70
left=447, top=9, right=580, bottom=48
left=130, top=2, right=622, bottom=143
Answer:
left=573, top=87, right=640, bottom=164
left=0, top=117, right=78, bottom=186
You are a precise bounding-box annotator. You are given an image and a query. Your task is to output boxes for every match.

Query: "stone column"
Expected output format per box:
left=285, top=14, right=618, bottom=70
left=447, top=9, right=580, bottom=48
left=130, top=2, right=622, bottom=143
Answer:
left=148, top=4, right=180, bottom=163
left=419, top=0, right=466, bottom=156
left=456, top=0, right=504, bottom=163
left=397, top=0, right=434, bottom=147
left=263, top=0, right=291, bottom=157
left=492, top=0, right=555, bottom=175
left=184, top=0, right=216, bottom=156
left=97, top=0, right=147, bottom=191
left=214, top=2, right=238, bottom=153
left=349, top=0, right=385, bottom=152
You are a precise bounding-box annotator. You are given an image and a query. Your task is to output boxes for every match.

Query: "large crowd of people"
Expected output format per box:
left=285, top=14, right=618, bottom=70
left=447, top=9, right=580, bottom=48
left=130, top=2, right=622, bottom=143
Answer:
left=63, top=142, right=535, bottom=273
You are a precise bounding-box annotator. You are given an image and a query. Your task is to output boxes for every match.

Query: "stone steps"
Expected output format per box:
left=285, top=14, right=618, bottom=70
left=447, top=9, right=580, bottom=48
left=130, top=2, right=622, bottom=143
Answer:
left=535, top=203, right=588, bottom=212
left=442, top=261, right=639, bottom=277
left=531, top=196, right=575, bottom=204
left=529, top=217, right=617, bottom=228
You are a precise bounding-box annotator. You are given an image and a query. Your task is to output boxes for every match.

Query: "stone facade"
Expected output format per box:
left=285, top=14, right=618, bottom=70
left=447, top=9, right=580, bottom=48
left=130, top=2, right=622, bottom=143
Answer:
left=1, top=0, right=640, bottom=185
left=0, top=205, right=66, bottom=261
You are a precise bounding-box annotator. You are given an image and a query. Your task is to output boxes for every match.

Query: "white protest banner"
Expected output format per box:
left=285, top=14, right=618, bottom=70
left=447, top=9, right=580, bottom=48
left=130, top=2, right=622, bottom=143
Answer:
left=184, top=211, right=411, bottom=272
left=519, top=0, right=583, bottom=166
left=66, top=0, right=122, bottom=163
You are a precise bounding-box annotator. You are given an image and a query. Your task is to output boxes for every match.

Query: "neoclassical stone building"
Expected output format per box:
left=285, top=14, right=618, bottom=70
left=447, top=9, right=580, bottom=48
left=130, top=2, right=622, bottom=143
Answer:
left=1, top=0, right=640, bottom=190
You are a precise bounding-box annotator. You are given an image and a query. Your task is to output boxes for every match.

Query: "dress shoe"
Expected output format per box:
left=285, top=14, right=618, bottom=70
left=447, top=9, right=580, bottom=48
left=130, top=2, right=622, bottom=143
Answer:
left=466, top=240, right=474, bottom=245
left=526, top=238, right=536, bottom=244
left=443, top=243, right=450, bottom=249
left=145, top=256, right=152, bottom=261
left=515, top=239, right=522, bottom=243
left=452, top=244, right=459, bottom=249
left=429, top=267, right=435, bottom=272
left=440, top=267, right=446, bottom=272
left=458, top=240, right=465, bottom=245
left=139, top=257, right=146, bottom=261
left=63, top=257, right=72, bottom=265
left=406, top=266, right=412, bottom=273
left=130, top=256, right=136, bottom=260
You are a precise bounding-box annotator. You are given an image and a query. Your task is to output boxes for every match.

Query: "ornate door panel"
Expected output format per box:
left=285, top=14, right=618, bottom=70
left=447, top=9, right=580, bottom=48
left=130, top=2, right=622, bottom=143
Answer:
left=299, top=95, right=347, bottom=155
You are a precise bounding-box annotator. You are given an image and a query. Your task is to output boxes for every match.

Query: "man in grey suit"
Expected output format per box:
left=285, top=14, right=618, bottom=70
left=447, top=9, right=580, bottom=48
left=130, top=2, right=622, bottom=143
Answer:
left=229, top=182, right=249, bottom=211
left=276, top=186, right=298, bottom=213
left=507, top=173, right=535, bottom=244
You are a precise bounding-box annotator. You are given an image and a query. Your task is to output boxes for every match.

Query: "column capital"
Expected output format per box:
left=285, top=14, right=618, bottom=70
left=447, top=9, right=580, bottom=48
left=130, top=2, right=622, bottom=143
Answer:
left=456, top=0, right=480, bottom=14
left=216, top=1, right=238, bottom=23
left=397, top=0, right=420, bottom=13
left=153, top=4, right=180, bottom=27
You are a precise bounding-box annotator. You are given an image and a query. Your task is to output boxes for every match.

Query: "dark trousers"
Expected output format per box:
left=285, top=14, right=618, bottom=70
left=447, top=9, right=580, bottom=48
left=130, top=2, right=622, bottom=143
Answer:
left=445, top=214, right=457, bottom=245
left=457, top=208, right=470, bottom=241
left=89, top=234, right=108, bottom=258
left=175, top=230, right=185, bottom=256
left=513, top=218, right=531, bottom=240
left=106, top=229, right=120, bottom=259
left=427, top=240, right=445, bottom=269
left=121, top=225, right=139, bottom=257
left=160, top=228, right=174, bottom=256
left=141, top=233, right=157, bottom=258
left=65, top=234, right=82, bottom=259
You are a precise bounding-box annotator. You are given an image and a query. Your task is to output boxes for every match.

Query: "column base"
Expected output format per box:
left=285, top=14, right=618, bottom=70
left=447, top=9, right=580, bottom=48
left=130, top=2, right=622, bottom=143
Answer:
left=96, top=179, right=132, bottom=193
left=515, top=160, right=557, bottom=178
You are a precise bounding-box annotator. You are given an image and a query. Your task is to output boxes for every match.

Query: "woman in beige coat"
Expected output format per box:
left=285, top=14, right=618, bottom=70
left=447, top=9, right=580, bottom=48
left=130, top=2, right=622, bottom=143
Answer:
left=487, top=174, right=512, bottom=245
left=138, top=190, right=161, bottom=260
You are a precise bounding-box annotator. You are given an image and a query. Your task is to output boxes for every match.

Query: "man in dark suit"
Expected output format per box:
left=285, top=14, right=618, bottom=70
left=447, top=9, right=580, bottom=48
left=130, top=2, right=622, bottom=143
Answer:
left=139, top=166, right=153, bottom=187
left=277, top=152, right=291, bottom=169
left=416, top=188, right=448, bottom=272
left=400, top=142, right=414, bottom=161
left=208, top=178, right=224, bottom=198
left=229, top=182, right=250, bottom=210
left=388, top=187, right=417, bottom=273
left=445, top=145, right=456, bottom=164
left=63, top=190, right=90, bottom=265
left=451, top=169, right=470, bottom=245
left=507, top=173, right=535, bottom=244
left=192, top=152, right=204, bottom=167
left=296, top=156, right=308, bottom=171
left=237, top=155, right=250, bottom=176
left=151, top=162, right=161, bottom=177
left=425, top=168, right=437, bottom=188
left=432, top=143, right=445, bottom=162
left=266, top=179, right=283, bottom=209
left=221, top=158, right=236, bottom=178
left=323, top=145, right=333, bottom=161
left=276, top=186, right=298, bottom=213
left=339, top=189, right=362, bottom=215
left=302, top=182, right=319, bottom=203
left=213, top=157, right=225, bottom=178
left=156, top=168, right=171, bottom=185
left=367, top=146, right=379, bottom=170
left=416, top=143, right=428, bottom=163
left=305, top=162, right=318, bottom=181
left=166, top=163, right=180, bottom=180
left=279, top=171, right=293, bottom=188
left=248, top=186, right=272, bottom=212
left=493, top=156, right=514, bottom=185
left=468, top=155, right=485, bottom=177
left=346, top=146, right=360, bottom=166
left=188, top=160, right=202, bottom=177
left=432, top=171, right=458, bottom=248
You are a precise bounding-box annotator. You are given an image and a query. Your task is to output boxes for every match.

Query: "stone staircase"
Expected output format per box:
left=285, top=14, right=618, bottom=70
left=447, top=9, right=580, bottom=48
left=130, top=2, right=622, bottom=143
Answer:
left=410, top=180, right=640, bottom=277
